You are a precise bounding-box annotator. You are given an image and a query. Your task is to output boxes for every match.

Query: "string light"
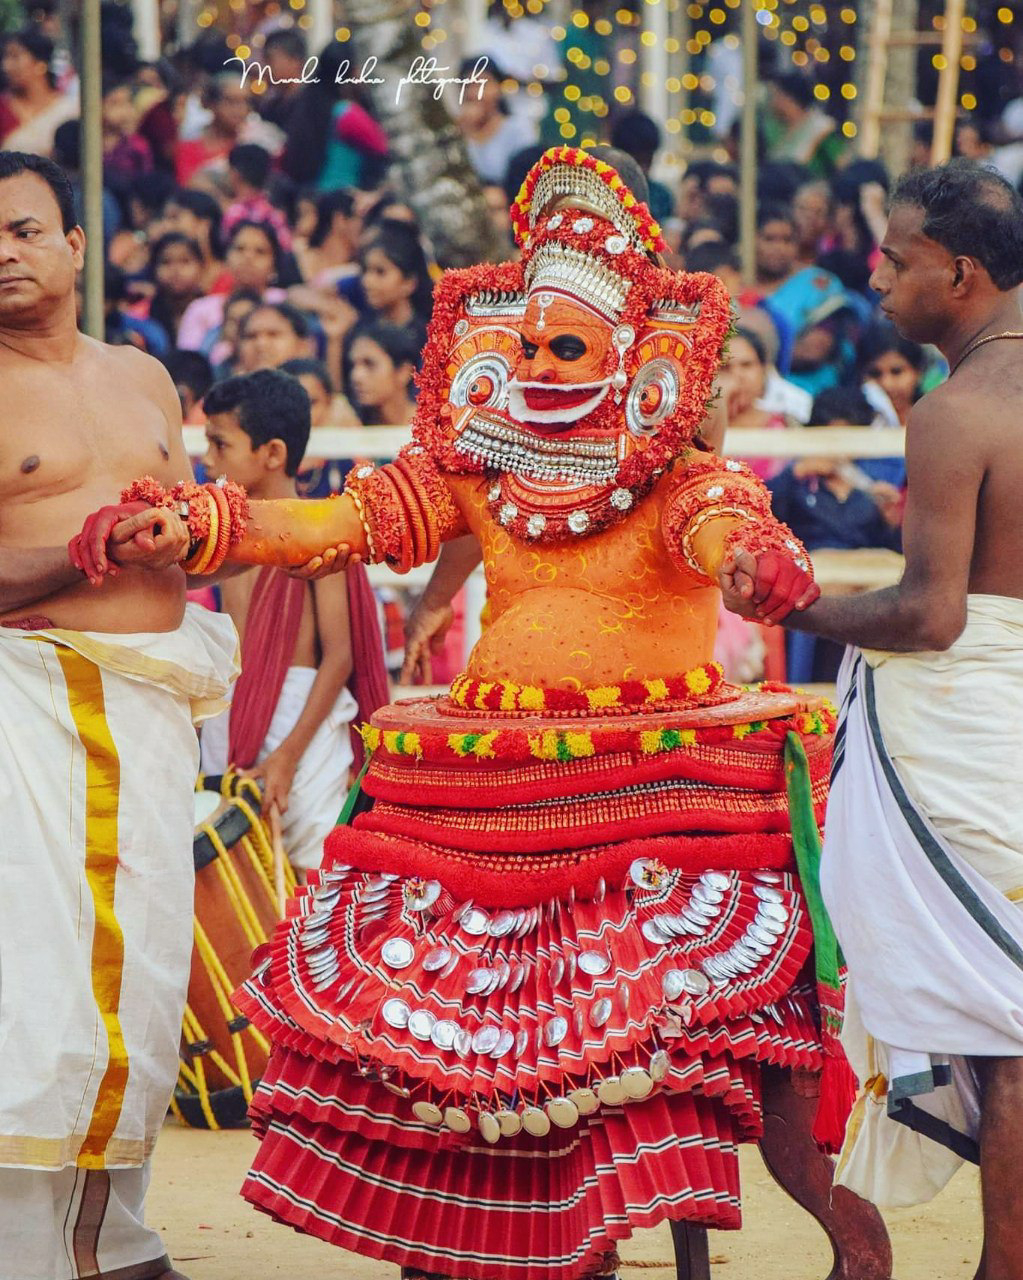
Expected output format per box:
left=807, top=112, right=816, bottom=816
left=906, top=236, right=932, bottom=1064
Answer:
left=193, top=0, right=978, bottom=159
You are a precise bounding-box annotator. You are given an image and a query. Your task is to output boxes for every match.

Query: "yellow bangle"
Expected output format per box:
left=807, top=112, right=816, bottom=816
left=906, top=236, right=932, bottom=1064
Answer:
left=184, top=491, right=220, bottom=574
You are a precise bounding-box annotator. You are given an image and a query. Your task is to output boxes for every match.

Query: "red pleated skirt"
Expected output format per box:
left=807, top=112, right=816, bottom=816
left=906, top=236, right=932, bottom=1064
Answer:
left=234, top=690, right=832, bottom=1280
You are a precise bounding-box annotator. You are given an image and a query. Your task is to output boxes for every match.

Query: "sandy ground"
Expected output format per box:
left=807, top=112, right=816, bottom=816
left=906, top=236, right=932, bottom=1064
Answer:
left=149, top=1121, right=982, bottom=1280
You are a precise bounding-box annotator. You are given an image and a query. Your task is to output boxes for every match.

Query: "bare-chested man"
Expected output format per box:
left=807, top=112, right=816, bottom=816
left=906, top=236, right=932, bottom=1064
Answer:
left=0, top=153, right=238, bottom=1280
left=721, top=159, right=1023, bottom=1280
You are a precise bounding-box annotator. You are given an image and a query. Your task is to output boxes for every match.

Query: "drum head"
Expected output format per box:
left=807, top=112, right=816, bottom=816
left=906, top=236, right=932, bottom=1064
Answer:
left=194, top=790, right=222, bottom=827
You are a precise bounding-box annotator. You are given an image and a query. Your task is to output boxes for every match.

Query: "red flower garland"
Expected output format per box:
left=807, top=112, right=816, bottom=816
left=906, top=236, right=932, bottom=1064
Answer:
left=509, top=145, right=667, bottom=255
left=120, top=475, right=250, bottom=550
left=363, top=706, right=837, bottom=767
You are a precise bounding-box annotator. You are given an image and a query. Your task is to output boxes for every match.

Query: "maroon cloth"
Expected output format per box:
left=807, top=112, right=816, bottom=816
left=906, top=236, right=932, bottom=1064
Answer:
left=228, top=566, right=306, bottom=769
left=227, top=560, right=388, bottom=774
left=0, top=96, right=19, bottom=146
left=345, top=560, right=390, bottom=771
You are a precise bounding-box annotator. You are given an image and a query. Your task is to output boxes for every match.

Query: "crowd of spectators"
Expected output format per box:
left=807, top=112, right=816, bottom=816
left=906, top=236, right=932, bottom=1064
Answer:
left=3, top=5, right=1019, bottom=680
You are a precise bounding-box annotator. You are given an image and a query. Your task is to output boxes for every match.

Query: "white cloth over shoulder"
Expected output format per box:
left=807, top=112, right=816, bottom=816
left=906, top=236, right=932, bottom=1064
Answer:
left=201, top=668, right=357, bottom=871
left=821, top=596, right=1023, bottom=1206
left=0, top=604, right=238, bottom=1173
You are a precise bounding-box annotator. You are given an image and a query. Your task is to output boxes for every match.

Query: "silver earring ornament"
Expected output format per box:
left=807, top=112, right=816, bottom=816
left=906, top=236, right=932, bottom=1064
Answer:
left=611, top=324, right=635, bottom=402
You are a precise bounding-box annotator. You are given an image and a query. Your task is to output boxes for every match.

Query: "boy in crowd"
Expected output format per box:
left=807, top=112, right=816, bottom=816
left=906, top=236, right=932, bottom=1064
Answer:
left=198, top=368, right=359, bottom=877
left=223, top=142, right=292, bottom=250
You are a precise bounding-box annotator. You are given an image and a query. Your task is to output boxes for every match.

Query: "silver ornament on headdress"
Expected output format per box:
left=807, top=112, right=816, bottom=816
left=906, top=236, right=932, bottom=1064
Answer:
left=523, top=242, right=629, bottom=323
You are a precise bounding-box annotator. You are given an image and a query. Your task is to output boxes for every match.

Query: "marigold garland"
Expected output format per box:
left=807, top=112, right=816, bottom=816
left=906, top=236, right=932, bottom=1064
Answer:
left=359, top=705, right=835, bottom=766
left=448, top=662, right=727, bottom=716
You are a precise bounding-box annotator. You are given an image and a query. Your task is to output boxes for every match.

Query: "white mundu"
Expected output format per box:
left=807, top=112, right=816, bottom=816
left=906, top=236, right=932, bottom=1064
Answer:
left=0, top=604, right=237, bottom=1280
left=200, top=669, right=357, bottom=872
left=822, top=596, right=1023, bottom=1207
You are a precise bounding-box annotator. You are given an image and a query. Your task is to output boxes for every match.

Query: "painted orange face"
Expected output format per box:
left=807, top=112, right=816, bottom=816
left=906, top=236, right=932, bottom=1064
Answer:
left=511, top=294, right=612, bottom=417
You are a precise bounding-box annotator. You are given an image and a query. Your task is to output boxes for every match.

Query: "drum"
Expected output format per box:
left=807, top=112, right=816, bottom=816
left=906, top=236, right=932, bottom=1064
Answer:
left=174, top=774, right=296, bottom=1129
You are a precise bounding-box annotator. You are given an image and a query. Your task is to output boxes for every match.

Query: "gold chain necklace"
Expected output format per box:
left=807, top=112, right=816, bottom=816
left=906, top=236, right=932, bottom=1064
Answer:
left=949, top=330, right=1023, bottom=377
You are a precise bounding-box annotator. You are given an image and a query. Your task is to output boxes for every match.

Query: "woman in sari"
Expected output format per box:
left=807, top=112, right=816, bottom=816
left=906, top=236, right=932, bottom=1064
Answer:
left=0, top=30, right=77, bottom=157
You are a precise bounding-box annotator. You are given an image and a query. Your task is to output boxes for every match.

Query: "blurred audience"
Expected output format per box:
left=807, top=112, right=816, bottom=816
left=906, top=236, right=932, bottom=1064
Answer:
left=0, top=28, right=76, bottom=155
left=457, top=58, right=537, bottom=188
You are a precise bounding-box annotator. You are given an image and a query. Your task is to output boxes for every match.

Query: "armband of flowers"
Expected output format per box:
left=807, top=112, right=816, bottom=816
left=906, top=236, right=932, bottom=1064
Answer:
left=721, top=520, right=813, bottom=577
left=120, top=475, right=250, bottom=574
left=343, top=447, right=465, bottom=572
left=662, top=459, right=773, bottom=581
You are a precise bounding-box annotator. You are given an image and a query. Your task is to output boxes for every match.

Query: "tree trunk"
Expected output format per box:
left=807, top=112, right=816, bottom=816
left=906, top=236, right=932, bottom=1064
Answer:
left=338, top=0, right=503, bottom=269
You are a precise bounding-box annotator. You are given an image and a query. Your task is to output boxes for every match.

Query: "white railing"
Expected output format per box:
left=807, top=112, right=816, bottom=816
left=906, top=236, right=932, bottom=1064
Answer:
left=180, top=425, right=906, bottom=597
left=182, top=424, right=907, bottom=462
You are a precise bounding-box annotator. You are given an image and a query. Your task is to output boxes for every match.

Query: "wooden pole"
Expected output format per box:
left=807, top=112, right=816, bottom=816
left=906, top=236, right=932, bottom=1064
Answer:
left=80, top=0, right=104, bottom=340
left=677, top=2, right=691, bottom=159
left=858, top=0, right=893, bottom=159
left=270, top=805, right=288, bottom=916
left=130, top=0, right=160, bottom=62
left=177, top=0, right=201, bottom=47
left=739, top=0, right=757, bottom=288
left=308, top=0, right=335, bottom=58
left=640, top=0, right=670, bottom=131
left=931, top=0, right=966, bottom=163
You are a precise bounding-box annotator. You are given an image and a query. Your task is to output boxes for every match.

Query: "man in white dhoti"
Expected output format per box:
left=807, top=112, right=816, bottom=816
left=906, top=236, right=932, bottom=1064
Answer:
left=720, top=159, right=1023, bottom=1280
left=0, top=153, right=239, bottom=1280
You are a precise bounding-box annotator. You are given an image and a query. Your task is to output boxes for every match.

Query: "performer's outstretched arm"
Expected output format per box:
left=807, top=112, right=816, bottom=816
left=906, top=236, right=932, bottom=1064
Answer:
left=661, top=458, right=819, bottom=615
left=222, top=446, right=469, bottom=571
left=74, top=446, right=469, bottom=581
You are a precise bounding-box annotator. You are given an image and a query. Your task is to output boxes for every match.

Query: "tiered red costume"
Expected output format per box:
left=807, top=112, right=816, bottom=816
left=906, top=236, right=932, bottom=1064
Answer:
left=230, top=148, right=848, bottom=1279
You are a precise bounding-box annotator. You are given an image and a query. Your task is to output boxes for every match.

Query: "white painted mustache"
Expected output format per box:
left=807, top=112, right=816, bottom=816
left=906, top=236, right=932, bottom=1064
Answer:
left=507, top=378, right=612, bottom=424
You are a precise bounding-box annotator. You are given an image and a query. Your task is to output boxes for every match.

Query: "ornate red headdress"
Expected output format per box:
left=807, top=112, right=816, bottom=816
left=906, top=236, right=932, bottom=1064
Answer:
left=413, top=147, right=732, bottom=543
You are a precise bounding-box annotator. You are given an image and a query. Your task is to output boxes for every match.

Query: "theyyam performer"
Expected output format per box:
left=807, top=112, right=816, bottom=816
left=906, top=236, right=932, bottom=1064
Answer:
left=78, top=146, right=884, bottom=1278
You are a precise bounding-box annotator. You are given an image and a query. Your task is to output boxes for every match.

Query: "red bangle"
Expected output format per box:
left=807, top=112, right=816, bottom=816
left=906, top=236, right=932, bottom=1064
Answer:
left=203, top=483, right=233, bottom=574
